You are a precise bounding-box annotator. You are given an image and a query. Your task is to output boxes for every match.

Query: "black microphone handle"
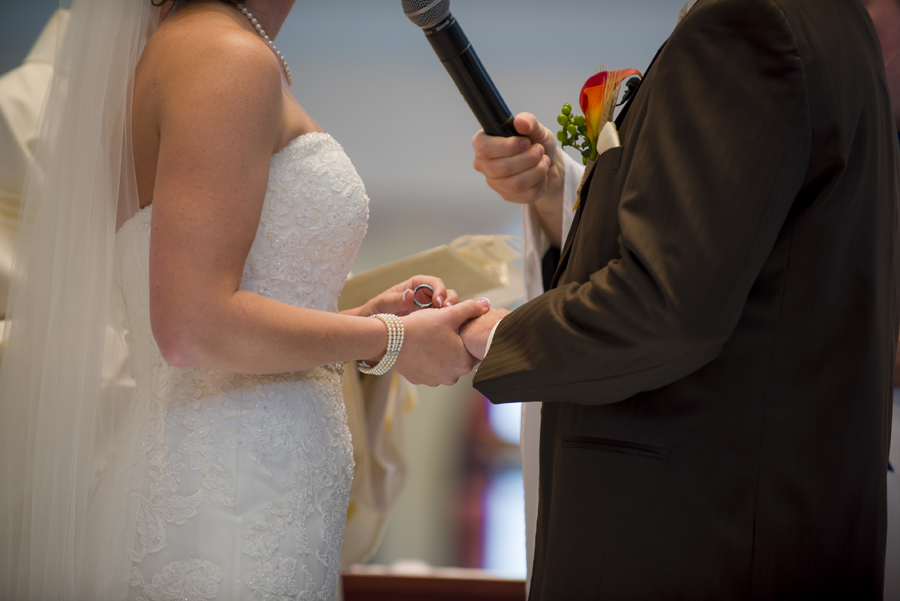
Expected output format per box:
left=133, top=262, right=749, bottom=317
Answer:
left=424, top=17, right=518, bottom=138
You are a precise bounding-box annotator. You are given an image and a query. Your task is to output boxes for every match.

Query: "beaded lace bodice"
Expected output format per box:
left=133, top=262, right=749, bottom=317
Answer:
left=116, top=132, right=368, bottom=601
left=240, top=133, right=369, bottom=312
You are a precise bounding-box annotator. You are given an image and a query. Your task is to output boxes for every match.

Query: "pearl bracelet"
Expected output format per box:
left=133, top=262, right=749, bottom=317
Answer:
left=357, top=314, right=405, bottom=376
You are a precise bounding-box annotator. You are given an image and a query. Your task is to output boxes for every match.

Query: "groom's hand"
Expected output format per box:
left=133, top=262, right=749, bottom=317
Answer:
left=472, top=112, right=565, bottom=246
left=392, top=299, right=491, bottom=387
left=459, top=308, right=510, bottom=361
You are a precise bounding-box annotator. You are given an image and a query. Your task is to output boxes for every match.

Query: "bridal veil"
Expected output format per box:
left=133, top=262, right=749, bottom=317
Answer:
left=0, top=0, right=158, bottom=598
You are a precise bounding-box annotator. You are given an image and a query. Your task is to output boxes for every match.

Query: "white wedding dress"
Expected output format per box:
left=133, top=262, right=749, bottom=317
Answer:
left=115, top=132, right=369, bottom=601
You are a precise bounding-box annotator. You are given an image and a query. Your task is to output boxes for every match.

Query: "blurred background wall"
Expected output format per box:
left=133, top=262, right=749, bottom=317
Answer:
left=3, top=0, right=685, bottom=579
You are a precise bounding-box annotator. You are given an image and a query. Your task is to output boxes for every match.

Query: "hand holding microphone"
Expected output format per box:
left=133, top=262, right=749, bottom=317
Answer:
left=403, top=2, right=565, bottom=240
left=402, top=0, right=518, bottom=137
left=472, top=113, right=561, bottom=206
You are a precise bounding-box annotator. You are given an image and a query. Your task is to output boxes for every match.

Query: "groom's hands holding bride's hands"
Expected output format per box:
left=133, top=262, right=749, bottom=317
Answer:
left=348, top=276, right=514, bottom=386
left=390, top=298, right=492, bottom=386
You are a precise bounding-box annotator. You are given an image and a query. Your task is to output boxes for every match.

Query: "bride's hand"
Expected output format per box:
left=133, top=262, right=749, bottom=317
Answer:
left=390, top=298, right=491, bottom=386
left=351, top=275, right=459, bottom=317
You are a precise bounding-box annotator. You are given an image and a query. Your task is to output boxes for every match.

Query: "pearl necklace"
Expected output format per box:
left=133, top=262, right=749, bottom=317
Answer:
left=232, top=2, right=292, bottom=86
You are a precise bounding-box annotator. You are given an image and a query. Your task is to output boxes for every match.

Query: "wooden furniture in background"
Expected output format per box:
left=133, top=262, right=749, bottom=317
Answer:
left=342, top=573, right=526, bottom=601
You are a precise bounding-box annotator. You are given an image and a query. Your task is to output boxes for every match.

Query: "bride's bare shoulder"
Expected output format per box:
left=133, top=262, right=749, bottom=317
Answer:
left=136, top=4, right=283, bottom=113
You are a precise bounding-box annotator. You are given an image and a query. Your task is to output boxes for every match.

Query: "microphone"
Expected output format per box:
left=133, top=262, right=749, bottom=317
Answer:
left=402, top=0, right=518, bottom=138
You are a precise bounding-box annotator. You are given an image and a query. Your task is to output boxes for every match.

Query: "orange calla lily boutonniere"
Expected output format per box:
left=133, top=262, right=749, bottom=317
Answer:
left=557, top=67, right=642, bottom=164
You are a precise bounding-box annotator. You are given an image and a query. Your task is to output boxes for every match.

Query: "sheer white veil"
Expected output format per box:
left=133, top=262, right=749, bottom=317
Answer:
left=0, top=0, right=160, bottom=598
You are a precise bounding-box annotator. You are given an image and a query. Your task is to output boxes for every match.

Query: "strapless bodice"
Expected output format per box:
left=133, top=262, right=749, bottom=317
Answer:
left=118, top=132, right=369, bottom=315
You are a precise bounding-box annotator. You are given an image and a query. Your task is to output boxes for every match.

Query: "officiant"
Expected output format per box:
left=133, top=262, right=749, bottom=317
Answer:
left=463, top=0, right=900, bottom=597
left=0, top=8, right=69, bottom=342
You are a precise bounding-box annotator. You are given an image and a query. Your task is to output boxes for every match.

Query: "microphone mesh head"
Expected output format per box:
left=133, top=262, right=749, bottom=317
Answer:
left=402, top=0, right=451, bottom=29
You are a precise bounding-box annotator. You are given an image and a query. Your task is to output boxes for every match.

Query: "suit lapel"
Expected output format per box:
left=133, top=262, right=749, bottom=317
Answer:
left=615, top=41, right=666, bottom=129
left=550, top=164, right=596, bottom=289
left=549, top=40, right=668, bottom=291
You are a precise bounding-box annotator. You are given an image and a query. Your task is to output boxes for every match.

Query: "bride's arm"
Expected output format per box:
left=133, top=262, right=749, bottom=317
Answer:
left=143, top=23, right=483, bottom=383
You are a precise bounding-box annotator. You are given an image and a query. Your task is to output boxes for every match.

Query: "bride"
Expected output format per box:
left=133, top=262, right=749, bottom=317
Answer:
left=0, top=0, right=489, bottom=599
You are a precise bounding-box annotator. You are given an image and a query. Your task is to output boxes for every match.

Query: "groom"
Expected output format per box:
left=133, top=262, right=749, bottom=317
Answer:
left=461, top=0, right=900, bottom=598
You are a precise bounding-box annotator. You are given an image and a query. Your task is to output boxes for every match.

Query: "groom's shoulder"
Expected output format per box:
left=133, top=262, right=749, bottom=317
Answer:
left=679, top=0, right=871, bottom=43
left=664, top=0, right=800, bottom=68
left=673, top=0, right=794, bottom=40
left=669, top=0, right=876, bottom=79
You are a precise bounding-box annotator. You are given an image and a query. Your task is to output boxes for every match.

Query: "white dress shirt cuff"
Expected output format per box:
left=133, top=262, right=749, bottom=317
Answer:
left=483, top=319, right=503, bottom=360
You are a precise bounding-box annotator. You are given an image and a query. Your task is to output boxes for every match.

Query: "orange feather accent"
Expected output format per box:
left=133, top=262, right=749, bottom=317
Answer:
left=579, top=68, right=641, bottom=152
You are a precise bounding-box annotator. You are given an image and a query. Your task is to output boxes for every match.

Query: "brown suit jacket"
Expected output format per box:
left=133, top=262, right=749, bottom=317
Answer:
left=473, top=0, right=900, bottom=598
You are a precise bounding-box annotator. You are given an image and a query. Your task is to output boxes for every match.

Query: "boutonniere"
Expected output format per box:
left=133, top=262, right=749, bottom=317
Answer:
left=557, top=67, right=641, bottom=209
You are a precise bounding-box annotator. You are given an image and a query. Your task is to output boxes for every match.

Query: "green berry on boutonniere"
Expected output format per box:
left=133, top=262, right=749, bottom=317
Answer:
left=556, top=104, right=593, bottom=164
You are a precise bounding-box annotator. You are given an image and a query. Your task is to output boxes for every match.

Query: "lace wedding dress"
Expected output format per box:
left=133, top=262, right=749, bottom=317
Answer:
left=115, top=132, right=368, bottom=601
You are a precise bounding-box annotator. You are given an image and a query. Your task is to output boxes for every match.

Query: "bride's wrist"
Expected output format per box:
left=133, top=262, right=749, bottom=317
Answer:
left=340, top=304, right=368, bottom=318
left=353, top=311, right=385, bottom=362
left=351, top=299, right=382, bottom=319
left=357, top=314, right=404, bottom=375
left=361, top=348, right=387, bottom=365
left=358, top=315, right=387, bottom=363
